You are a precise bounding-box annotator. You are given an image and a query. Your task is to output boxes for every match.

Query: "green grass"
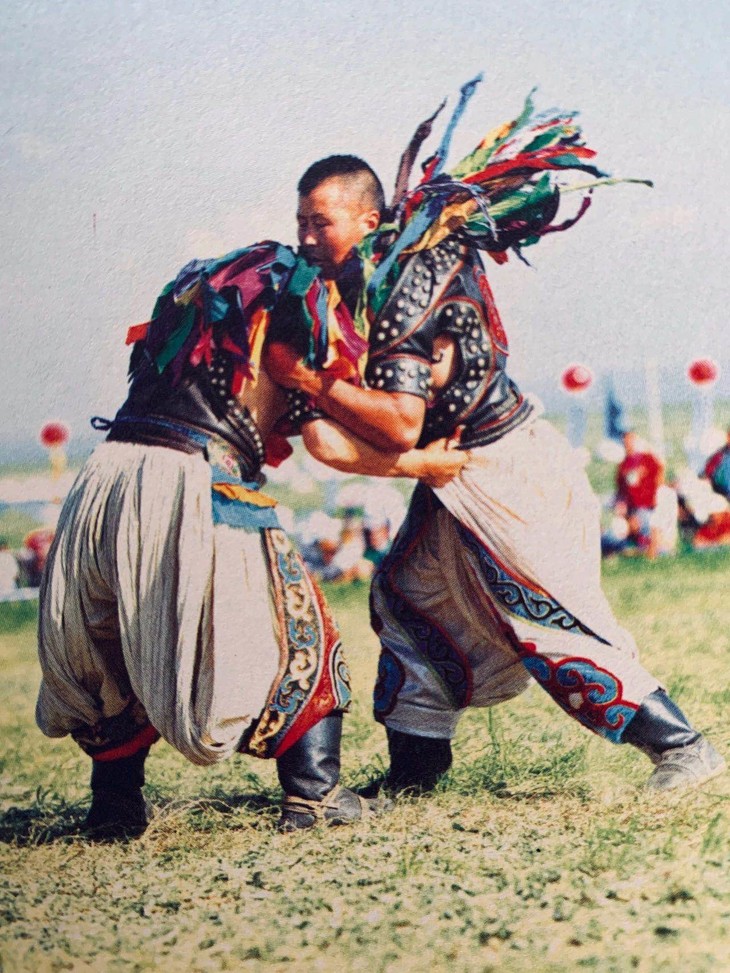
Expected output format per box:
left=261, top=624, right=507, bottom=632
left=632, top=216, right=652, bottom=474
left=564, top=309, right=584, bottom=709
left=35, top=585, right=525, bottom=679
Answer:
left=1, top=551, right=729, bottom=972
left=0, top=507, right=46, bottom=550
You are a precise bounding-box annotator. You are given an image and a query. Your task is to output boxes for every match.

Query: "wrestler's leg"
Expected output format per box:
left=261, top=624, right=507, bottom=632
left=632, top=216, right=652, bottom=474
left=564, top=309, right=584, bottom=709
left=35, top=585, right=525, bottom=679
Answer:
left=368, top=487, right=530, bottom=793
left=382, top=726, right=454, bottom=793
left=436, top=420, right=725, bottom=792
left=85, top=746, right=152, bottom=837
left=36, top=448, right=161, bottom=835
left=621, top=690, right=725, bottom=790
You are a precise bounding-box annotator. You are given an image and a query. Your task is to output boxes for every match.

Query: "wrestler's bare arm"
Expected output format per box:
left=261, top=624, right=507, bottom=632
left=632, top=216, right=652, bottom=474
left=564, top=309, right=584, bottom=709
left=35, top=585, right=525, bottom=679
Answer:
left=260, top=344, right=464, bottom=485
left=265, top=342, right=425, bottom=452
left=302, top=419, right=467, bottom=489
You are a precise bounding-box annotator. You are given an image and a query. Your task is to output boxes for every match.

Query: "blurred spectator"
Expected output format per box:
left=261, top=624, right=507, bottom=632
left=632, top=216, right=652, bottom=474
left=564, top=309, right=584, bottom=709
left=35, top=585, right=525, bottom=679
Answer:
left=646, top=482, right=679, bottom=558
left=615, top=431, right=664, bottom=551
left=0, top=538, right=19, bottom=596
left=702, top=427, right=730, bottom=501
left=600, top=483, right=678, bottom=560
left=362, top=484, right=407, bottom=567
left=17, top=527, right=55, bottom=587
left=693, top=511, right=730, bottom=549
left=364, top=520, right=392, bottom=568
left=299, top=511, right=372, bottom=584
left=600, top=503, right=632, bottom=558
left=674, top=467, right=730, bottom=550
left=333, top=513, right=373, bottom=583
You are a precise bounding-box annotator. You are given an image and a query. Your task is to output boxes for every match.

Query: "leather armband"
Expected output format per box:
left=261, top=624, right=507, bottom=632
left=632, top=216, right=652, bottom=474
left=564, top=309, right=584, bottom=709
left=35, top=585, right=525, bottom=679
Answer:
left=366, top=356, right=433, bottom=398
left=283, top=389, right=325, bottom=430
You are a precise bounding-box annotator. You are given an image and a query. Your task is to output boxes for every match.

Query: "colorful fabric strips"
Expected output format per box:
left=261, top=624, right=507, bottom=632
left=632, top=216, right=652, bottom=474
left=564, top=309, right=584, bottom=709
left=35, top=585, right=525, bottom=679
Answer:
left=364, top=80, right=652, bottom=312
left=125, top=242, right=368, bottom=392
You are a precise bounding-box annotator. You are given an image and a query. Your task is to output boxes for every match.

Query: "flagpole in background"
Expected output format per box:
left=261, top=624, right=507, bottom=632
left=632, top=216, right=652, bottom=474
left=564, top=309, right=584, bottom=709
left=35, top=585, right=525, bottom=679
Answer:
left=594, top=373, right=629, bottom=464
left=644, top=357, right=665, bottom=459
left=685, top=357, right=720, bottom=472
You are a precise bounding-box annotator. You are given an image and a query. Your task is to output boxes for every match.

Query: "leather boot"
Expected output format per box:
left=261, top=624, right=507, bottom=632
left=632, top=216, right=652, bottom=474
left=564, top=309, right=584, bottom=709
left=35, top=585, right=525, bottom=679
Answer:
left=276, top=714, right=389, bottom=831
left=84, top=747, right=151, bottom=838
left=623, top=690, right=725, bottom=791
left=361, top=727, right=453, bottom=796
left=386, top=727, right=453, bottom=792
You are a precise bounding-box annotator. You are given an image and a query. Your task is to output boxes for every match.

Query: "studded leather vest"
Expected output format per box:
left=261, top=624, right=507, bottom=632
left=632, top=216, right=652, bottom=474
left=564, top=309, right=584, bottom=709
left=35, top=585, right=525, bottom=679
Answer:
left=364, top=238, right=534, bottom=449
left=106, top=351, right=266, bottom=480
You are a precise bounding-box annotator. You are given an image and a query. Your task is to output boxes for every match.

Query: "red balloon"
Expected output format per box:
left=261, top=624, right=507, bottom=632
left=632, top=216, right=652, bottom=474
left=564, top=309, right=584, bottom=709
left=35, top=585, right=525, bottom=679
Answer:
left=687, top=358, right=719, bottom=386
left=39, top=421, right=70, bottom=448
left=561, top=363, right=593, bottom=393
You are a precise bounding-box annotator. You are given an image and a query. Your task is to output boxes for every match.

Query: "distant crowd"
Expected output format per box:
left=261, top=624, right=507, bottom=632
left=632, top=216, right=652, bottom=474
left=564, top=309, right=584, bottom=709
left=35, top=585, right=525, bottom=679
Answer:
left=2, top=428, right=729, bottom=600
left=601, top=426, right=730, bottom=559
left=295, top=483, right=407, bottom=586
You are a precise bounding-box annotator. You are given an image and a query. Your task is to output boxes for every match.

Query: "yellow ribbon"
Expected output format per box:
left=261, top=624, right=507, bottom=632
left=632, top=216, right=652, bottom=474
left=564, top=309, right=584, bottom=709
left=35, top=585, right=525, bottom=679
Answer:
left=211, top=483, right=277, bottom=507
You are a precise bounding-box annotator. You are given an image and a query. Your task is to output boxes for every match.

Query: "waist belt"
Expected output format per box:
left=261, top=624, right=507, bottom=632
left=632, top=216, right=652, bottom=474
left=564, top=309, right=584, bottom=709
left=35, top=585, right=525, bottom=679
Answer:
left=94, top=415, right=261, bottom=481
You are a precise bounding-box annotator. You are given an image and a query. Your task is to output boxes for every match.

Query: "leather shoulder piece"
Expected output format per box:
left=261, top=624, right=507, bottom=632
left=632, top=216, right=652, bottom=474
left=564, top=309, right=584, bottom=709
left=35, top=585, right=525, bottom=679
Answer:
left=365, top=238, right=465, bottom=397
left=368, top=238, right=466, bottom=361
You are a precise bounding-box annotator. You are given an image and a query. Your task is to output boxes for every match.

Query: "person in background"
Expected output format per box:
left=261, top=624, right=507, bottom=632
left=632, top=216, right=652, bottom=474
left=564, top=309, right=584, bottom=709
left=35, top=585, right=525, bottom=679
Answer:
left=647, top=476, right=679, bottom=558
left=615, top=431, right=664, bottom=552
left=18, top=528, right=55, bottom=588
left=702, top=426, right=730, bottom=501
left=363, top=485, right=407, bottom=569
left=0, top=538, right=19, bottom=596
left=333, top=512, right=373, bottom=583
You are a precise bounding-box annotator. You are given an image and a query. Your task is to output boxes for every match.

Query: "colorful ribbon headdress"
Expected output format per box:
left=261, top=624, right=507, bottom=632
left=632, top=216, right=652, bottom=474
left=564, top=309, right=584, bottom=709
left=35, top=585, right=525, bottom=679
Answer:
left=360, top=75, right=652, bottom=318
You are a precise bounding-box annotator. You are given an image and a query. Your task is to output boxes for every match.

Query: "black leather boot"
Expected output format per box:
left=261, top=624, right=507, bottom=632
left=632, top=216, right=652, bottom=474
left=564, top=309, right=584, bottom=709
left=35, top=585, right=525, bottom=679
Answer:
left=361, top=727, right=453, bottom=796
left=84, top=747, right=151, bottom=838
left=623, top=690, right=725, bottom=791
left=386, top=727, right=453, bottom=792
left=276, top=714, right=389, bottom=831
left=623, top=690, right=699, bottom=756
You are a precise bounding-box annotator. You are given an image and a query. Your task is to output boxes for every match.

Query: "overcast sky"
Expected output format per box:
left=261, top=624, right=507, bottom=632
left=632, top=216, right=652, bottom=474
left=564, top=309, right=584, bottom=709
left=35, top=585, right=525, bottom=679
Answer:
left=2, top=0, right=729, bottom=450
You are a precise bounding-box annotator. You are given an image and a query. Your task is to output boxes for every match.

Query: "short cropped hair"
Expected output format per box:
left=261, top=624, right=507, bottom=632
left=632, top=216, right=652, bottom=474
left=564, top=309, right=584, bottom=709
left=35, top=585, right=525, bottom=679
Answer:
left=298, top=155, right=385, bottom=215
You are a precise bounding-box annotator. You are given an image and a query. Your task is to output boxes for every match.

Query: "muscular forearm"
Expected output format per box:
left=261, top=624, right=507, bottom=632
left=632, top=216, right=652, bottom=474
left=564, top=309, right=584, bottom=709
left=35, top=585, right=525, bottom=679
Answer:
left=303, top=420, right=421, bottom=477
left=312, top=376, right=425, bottom=452
left=265, top=341, right=426, bottom=451
left=302, top=419, right=464, bottom=484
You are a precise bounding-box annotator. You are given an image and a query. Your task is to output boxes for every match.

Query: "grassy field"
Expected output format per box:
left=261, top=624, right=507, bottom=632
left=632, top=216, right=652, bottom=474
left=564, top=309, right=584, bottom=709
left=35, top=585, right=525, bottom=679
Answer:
left=1, top=549, right=729, bottom=973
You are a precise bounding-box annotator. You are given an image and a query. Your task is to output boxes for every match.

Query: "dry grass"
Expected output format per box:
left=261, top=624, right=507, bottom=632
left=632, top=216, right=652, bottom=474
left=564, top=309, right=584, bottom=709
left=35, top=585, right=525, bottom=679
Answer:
left=1, top=553, right=730, bottom=973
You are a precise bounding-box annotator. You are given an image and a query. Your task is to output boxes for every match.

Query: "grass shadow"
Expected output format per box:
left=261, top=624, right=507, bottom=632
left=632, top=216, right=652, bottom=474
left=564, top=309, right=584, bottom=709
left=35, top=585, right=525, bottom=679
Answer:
left=147, top=791, right=280, bottom=836
left=0, top=790, right=281, bottom=846
left=0, top=801, right=88, bottom=846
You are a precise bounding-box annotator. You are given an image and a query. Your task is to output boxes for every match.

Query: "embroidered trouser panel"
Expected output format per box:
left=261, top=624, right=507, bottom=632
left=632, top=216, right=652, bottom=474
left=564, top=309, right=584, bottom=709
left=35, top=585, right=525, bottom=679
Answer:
left=36, top=442, right=350, bottom=765
left=371, top=419, right=659, bottom=742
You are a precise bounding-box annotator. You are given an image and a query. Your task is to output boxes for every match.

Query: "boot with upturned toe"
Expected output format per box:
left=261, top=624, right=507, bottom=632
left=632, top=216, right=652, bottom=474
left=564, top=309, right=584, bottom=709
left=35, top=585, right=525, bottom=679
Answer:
left=276, top=713, right=391, bottom=832
left=645, top=737, right=725, bottom=792
left=623, top=689, right=726, bottom=793
left=279, top=784, right=389, bottom=832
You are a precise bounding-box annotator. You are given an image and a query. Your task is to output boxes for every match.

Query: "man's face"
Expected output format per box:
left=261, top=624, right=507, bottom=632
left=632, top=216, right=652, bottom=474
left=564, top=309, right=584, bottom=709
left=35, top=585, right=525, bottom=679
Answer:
left=297, top=177, right=379, bottom=277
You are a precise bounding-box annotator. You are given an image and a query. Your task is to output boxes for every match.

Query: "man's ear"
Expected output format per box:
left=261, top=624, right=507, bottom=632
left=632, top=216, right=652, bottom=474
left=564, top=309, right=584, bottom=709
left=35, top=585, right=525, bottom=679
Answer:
left=362, top=209, right=381, bottom=233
